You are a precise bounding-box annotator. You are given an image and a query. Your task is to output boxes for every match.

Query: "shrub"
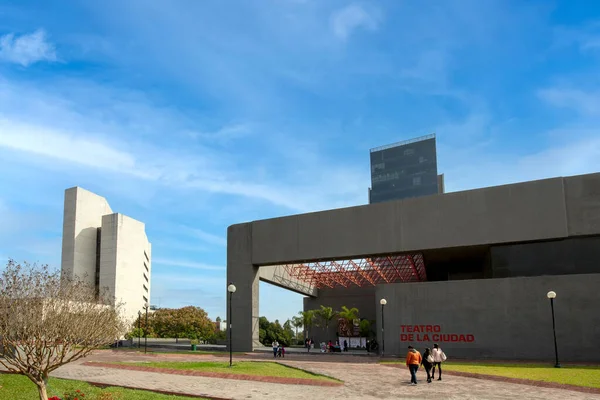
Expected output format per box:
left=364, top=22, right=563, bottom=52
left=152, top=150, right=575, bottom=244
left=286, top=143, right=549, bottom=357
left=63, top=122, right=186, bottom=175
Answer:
left=63, top=388, right=86, bottom=400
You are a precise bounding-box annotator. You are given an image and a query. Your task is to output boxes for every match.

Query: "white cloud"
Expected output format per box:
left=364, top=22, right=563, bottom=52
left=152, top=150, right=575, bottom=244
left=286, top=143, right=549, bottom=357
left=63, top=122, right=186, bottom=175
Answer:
left=152, top=258, right=225, bottom=271
left=188, top=123, right=253, bottom=144
left=330, top=4, right=380, bottom=40
left=552, top=21, right=600, bottom=53
left=151, top=240, right=211, bottom=253
left=0, top=117, right=310, bottom=211
left=581, top=35, right=600, bottom=51
left=538, top=88, right=600, bottom=117
left=0, top=119, right=146, bottom=175
left=152, top=273, right=225, bottom=285
left=182, top=227, right=227, bottom=247
left=0, top=76, right=367, bottom=214
left=0, top=29, right=57, bottom=66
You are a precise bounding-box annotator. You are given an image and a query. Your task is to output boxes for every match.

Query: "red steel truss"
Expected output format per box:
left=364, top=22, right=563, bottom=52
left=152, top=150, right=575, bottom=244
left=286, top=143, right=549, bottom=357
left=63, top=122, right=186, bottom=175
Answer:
left=283, top=253, right=427, bottom=289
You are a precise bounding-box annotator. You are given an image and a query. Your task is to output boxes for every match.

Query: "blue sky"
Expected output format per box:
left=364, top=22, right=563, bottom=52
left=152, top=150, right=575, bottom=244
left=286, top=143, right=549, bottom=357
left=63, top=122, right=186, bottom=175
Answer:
left=0, top=0, right=599, bottom=323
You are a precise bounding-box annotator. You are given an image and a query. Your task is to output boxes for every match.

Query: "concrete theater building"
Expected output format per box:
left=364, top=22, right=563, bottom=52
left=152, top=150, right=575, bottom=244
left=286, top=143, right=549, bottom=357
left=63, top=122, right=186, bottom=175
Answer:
left=61, top=187, right=152, bottom=324
left=227, top=172, right=600, bottom=361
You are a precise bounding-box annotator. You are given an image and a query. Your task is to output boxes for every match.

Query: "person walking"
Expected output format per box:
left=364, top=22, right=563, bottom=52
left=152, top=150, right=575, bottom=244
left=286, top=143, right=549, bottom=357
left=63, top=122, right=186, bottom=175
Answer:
left=406, top=345, right=422, bottom=385
left=272, top=340, right=279, bottom=358
left=421, top=347, right=434, bottom=383
left=431, top=343, right=447, bottom=381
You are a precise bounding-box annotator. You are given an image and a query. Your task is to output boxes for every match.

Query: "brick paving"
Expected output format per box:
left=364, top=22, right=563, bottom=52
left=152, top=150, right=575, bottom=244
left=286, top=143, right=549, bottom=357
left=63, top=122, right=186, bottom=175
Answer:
left=383, top=363, right=600, bottom=396
left=41, top=351, right=600, bottom=400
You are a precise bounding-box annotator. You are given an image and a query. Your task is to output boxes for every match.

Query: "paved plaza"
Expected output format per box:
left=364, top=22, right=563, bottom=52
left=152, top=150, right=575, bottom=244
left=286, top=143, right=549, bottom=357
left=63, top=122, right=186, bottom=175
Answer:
left=34, top=351, right=599, bottom=400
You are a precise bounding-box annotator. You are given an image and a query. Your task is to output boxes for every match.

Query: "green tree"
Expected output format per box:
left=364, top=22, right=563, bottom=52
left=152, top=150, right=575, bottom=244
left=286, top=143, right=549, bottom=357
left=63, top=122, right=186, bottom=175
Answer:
left=338, top=306, right=360, bottom=322
left=316, top=305, right=338, bottom=332
left=258, top=317, right=293, bottom=346
left=336, top=306, right=360, bottom=337
left=132, top=306, right=214, bottom=340
left=291, top=315, right=303, bottom=341
left=359, top=319, right=372, bottom=337
left=0, top=260, right=127, bottom=400
left=283, top=319, right=295, bottom=344
left=299, top=310, right=315, bottom=340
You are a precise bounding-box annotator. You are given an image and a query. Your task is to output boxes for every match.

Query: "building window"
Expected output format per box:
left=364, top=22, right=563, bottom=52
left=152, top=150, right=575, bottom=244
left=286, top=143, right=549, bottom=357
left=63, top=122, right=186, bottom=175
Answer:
left=143, top=273, right=149, bottom=282
left=144, top=251, right=149, bottom=262
left=143, top=284, right=148, bottom=292
left=371, top=162, right=385, bottom=173
left=404, top=148, right=414, bottom=156
left=143, top=296, right=148, bottom=303
left=144, top=262, right=149, bottom=272
left=419, top=156, right=427, bottom=163
left=413, top=176, right=422, bottom=186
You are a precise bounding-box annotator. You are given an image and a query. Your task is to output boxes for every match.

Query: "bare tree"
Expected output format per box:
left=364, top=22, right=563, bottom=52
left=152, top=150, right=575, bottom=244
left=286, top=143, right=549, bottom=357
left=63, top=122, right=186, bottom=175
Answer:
left=0, top=260, right=127, bottom=400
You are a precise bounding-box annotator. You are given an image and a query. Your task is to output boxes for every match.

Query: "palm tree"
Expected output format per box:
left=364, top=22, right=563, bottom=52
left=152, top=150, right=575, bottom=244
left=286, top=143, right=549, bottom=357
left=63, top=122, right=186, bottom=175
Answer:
left=291, top=316, right=303, bottom=341
left=337, top=306, right=360, bottom=336
left=298, top=310, right=315, bottom=340
left=316, top=305, right=338, bottom=333
left=338, top=306, right=359, bottom=323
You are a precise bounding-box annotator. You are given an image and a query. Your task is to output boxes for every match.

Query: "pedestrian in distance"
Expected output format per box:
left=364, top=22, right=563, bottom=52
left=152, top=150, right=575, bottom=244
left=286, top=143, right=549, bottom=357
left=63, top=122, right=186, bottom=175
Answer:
left=272, top=340, right=279, bottom=358
left=431, top=343, right=447, bottom=381
left=421, top=347, right=434, bottom=383
left=406, top=345, right=422, bottom=385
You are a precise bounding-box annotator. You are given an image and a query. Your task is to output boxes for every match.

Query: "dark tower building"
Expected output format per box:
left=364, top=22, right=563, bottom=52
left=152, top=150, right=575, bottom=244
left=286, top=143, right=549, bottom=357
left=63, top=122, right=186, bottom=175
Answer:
left=369, top=134, right=444, bottom=204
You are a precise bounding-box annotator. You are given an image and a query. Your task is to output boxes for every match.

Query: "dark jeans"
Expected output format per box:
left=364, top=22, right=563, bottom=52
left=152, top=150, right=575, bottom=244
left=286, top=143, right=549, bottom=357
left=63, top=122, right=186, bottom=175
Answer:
left=423, top=364, right=432, bottom=381
left=432, top=362, right=442, bottom=378
left=273, top=348, right=277, bottom=357
left=409, top=364, right=419, bottom=384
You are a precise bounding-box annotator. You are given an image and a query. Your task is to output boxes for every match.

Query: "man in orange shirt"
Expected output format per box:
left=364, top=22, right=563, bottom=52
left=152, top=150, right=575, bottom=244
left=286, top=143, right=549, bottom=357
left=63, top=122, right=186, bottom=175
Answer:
left=406, top=345, right=422, bottom=385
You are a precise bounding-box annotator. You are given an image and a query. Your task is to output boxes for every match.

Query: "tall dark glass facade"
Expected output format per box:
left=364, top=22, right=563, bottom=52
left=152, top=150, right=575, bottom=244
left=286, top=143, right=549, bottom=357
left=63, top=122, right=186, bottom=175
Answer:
left=369, top=134, right=440, bottom=203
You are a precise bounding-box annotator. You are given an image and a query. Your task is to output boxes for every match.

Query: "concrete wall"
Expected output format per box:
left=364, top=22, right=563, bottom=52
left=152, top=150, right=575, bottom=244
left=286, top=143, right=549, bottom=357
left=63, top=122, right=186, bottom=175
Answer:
left=259, top=265, right=317, bottom=297
left=101, top=213, right=152, bottom=325
left=227, top=172, right=600, bottom=352
left=304, top=286, right=375, bottom=345
left=250, top=174, right=600, bottom=265
left=375, top=274, right=600, bottom=362
left=491, top=236, right=600, bottom=278
left=564, top=173, right=600, bottom=236
left=61, top=187, right=112, bottom=285
left=226, top=223, right=260, bottom=351
left=61, top=186, right=151, bottom=326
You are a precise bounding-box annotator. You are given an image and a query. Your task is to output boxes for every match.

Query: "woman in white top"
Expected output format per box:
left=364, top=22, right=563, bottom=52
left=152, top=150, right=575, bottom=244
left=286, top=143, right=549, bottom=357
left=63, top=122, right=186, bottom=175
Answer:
left=272, top=341, right=279, bottom=358
left=431, top=343, right=446, bottom=380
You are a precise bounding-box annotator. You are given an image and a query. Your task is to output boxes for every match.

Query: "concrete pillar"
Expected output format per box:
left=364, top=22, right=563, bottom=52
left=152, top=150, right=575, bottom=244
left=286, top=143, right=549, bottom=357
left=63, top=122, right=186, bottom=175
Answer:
left=226, top=223, right=259, bottom=352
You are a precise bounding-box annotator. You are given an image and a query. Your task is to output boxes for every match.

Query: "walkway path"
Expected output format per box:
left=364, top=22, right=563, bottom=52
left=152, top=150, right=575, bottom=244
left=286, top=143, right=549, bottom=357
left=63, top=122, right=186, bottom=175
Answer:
left=35, top=351, right=600, bottom=400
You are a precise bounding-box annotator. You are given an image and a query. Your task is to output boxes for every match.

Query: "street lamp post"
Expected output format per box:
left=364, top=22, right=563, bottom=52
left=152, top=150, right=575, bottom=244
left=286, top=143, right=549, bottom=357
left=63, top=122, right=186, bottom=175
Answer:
left=144, top=302, right=149, bottom=354
left=546, top=291, right=560, bottom=368
left=138, top=311, right=141, bottom=349
left=380, top=298, right=387, bottom=357
left=227, top=283, right=237, bottom=368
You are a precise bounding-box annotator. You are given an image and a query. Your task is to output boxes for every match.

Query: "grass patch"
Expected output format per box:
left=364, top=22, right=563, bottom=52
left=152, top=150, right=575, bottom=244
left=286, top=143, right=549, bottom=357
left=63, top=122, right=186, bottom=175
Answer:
left=119, top=361, right=340, bottom=382
left=106, top=348, right=245, bottom=356
left=380, top=361, right=600, bottom=389
left=443, top=362, right=600, bottom=389
left=0, top=373, right=208, bottom=399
